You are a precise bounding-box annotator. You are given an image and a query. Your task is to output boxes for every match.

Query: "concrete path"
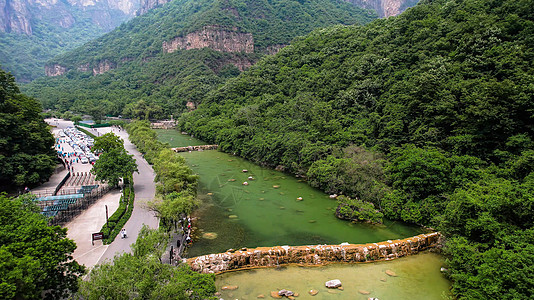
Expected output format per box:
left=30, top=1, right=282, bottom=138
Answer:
left=95, top=126, right=159, bottom=263
left=65, top=189, right=121, bottom=268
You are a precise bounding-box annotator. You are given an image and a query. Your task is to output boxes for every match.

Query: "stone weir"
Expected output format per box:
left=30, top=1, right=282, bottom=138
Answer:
left=172, top=145, right=218, bottom=152
left=187, top=232, right=441, bottom=274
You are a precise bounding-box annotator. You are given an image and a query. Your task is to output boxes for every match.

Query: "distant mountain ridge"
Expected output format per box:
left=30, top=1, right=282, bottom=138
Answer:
left=0, top=0, right=139, bottom=81
left=0, top=0, right=139, bottom=35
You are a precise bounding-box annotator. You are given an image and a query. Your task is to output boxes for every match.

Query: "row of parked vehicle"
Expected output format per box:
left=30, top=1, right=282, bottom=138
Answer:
left=59, top=127, right=98, bottom=164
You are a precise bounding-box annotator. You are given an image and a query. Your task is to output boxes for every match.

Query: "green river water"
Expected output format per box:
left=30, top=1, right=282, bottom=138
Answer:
left=156, top=130, right=451, bottom=299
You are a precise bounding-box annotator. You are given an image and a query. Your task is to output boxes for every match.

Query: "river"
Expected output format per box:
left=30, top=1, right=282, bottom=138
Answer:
left=156, top=129, right=451, bottom=299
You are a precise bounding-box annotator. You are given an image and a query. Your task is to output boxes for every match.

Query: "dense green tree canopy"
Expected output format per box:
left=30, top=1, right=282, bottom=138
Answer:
left=0, top=194, right=85, bottom=299
left=0, top=67, right=56, bottom=191
left=92, top=132, right=125, bottom=153
left=90, top=133, right=137, bottom=186
left=91, top=146, right=138, bottom=187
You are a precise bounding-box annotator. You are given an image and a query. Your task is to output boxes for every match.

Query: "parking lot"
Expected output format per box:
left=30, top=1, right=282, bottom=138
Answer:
left=55, top=127, right=98, bottom=173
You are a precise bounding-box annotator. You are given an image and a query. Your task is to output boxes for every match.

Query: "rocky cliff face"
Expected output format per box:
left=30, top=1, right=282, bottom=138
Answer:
left=92, top=59, right=115, bottom=75
left=346, top=0, right=419, bottom=17
left=187, top=232, right=441, bottom=274
left=45, top=59, right=118, bottom=76
left=44, top=64, right=67, bottom=76
left=0, top=0, right=139, bottom=35
left=163, top=26, right=255, bottom=54
left=0, top=0, right=33, bottom=34
left=137, top=0, right=171, bottom=16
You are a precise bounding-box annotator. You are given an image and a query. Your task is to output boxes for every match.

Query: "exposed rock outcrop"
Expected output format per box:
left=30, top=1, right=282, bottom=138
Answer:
left=0, top=0, right=33, bottom=35
left=345, top=0, right=419, bottom=18
left=45, top=64, right=67, bottom=76
left=188, top=232, right=442, bottom=274
left=163, top=26, right=254, bottom=54
left=92, top=60, right=116, bottom=75
left=137, top=0, right=171, bottom=15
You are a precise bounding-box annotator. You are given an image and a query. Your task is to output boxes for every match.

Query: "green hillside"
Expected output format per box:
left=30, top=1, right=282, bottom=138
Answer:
left=23, top=0, right=376, bottom=117
left=178, top=0, right=534, bottom=298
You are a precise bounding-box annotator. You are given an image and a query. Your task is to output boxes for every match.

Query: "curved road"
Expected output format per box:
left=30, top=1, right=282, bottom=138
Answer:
left=94, top=126, right=159, bottom=263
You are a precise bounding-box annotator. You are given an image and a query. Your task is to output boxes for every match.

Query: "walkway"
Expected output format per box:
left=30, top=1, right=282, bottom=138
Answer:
left=96, top=126, right=159, bottom=263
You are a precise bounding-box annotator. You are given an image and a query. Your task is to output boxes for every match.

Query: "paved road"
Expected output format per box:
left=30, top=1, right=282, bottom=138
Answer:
left=96, top=126, right=159, bottom=263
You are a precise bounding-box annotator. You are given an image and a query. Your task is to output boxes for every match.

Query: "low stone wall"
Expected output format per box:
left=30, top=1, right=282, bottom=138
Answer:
left=187, top=232, right=441, bottom=274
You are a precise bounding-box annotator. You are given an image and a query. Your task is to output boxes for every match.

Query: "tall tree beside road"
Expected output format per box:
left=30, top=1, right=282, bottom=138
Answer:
left=0, top=67, right=56, bottom=191
left=91, top=133, right=138, bottom=187
left=92, top=132, right=124, bottom=153
left=0, top=194, right=85, bottom=299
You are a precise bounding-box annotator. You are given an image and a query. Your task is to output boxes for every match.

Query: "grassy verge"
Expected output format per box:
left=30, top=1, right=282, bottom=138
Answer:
left=75, top=125, right=97, bottom=139
left=99, top=182, right=135, bottom=244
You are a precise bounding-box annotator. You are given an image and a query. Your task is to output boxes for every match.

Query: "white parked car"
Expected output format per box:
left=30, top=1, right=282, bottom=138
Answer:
left=80, top=157, right=89, bottom=164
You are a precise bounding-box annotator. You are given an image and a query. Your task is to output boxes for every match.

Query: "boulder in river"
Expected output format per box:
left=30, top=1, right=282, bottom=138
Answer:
left=358, top=289, right=370, bottom=295
left=385, top=269, right=397, bottom=277
left=278, top=289, right=294, bottom=297
left=308, top=290, right=319, bottom=296
left=325, top=279, right=342, bottom=288
left=221, top=285, right=238, bottom=290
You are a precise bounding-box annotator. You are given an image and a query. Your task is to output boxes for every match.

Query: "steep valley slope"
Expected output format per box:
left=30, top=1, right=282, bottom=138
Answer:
left=24, top=0, right=377, bottom=117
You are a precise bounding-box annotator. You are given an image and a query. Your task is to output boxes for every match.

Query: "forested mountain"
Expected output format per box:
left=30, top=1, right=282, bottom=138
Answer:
left=0, top=0, right=139, bottom=82
left=178, top=0, right=534, bottom=297
left=0, top=67, right=56, bottom=191
left=23, top=0, right=376, bottom=118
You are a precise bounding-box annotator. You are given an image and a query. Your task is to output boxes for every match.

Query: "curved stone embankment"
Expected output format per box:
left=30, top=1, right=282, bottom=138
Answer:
left=172, top=145, right=218, bottom=152
left=187, top=232, right=442, bottom=274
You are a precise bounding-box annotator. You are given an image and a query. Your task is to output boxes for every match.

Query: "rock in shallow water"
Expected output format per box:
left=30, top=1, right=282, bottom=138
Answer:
left=278, top=289, right=294, bottom=297
left=221, top=285, right=238, bottom=290
left=325, top=279, right=342, bottom=288
left=385, top=269, right=397, bottom=277
left=308, top=289, right=318, bottom=296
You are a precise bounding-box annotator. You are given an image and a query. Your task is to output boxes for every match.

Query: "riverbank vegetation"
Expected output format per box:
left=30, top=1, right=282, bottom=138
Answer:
left=126, top=121, right=199, bottom=231
left=178, top=0, right=534, bottom=297
left=0, top=67, right=56, bottom=192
